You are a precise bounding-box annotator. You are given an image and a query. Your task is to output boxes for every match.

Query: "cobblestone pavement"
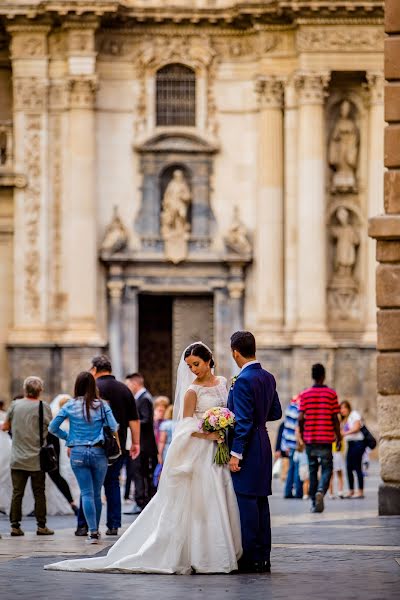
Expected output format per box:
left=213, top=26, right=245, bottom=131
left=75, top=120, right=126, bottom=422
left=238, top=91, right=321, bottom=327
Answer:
left=0, top=463, right=399, bottom=600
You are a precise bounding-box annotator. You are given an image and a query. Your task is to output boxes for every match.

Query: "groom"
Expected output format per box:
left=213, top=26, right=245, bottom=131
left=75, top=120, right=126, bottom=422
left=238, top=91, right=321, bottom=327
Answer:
left=228, top=331, right=282, bottom=573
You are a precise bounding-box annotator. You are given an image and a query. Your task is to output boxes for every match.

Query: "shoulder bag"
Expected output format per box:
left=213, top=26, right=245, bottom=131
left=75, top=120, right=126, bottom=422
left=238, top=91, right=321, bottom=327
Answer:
left=360, top=424, right=377, bottom=450
left=39, top=401, right=58, bottom=472
left=100, top=401, right=121, bottom=465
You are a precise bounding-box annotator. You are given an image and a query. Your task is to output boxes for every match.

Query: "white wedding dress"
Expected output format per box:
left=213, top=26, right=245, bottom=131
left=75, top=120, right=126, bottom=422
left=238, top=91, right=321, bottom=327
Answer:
left=45, top=376, right=242, bottom=574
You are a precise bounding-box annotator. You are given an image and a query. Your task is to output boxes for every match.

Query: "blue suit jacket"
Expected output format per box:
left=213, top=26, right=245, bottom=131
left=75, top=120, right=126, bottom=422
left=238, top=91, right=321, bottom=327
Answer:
left=228, top=363, right=282, bottom=496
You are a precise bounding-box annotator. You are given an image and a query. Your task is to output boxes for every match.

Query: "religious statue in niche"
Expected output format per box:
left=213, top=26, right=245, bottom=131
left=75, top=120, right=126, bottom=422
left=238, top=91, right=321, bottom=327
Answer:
left=328, top=206, right=360, bottom=321
left=224, top=206, right=252, bottom=255
left=328, top=100, right=359, bottom=193
left=160, top=169, right=192, bottom=264
left=100, top=206, right=129, bottom=254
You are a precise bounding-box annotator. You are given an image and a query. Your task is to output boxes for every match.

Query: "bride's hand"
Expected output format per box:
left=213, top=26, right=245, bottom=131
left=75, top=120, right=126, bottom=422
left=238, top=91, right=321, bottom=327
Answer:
left=206, top=431, right=222, bottom=442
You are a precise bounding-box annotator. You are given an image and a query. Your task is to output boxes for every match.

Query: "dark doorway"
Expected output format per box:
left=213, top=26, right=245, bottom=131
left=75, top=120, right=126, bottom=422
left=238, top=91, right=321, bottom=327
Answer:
left=138, top=295, right=173, bottom=399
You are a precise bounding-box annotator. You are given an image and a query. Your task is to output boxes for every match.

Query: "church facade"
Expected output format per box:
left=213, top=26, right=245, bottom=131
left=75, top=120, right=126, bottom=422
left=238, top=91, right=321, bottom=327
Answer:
left=0, top=1, right=384, bottom=416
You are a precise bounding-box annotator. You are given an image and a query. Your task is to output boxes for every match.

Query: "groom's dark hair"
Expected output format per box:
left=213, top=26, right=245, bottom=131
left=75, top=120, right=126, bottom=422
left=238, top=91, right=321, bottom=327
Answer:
left=230, top=331, right=256, bottom=358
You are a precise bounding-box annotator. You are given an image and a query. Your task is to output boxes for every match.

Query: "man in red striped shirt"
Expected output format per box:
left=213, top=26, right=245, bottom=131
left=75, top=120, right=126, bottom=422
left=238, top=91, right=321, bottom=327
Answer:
left=298, top=363, right=342, bottom=513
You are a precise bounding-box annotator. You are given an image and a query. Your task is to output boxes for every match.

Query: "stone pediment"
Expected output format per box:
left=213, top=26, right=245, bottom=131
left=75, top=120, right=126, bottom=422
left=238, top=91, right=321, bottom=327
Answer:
left=136, top=132, right=217, bottom=155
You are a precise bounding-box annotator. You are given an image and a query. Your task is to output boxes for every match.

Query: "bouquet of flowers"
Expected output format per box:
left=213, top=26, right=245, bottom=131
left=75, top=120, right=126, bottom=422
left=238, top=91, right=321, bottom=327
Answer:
left=198, top=407, right=235, bottom=465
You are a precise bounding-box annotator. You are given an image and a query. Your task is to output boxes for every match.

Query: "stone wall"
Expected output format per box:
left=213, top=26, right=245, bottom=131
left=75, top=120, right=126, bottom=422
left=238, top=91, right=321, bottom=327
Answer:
left=369, top=0, right=400, bottom=515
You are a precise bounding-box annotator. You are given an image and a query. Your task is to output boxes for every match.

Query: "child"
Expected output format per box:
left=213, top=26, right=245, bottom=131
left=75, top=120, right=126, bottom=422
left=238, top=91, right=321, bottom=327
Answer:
left=329, top=441, right=345, bottom=499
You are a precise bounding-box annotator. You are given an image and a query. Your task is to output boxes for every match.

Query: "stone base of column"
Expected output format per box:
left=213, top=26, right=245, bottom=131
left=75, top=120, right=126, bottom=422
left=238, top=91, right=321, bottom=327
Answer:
left=362, top=325, right=377, bottom=345
left=379, top=483, right=400, bottom=515
left=292, top=328, right=334, bottom=347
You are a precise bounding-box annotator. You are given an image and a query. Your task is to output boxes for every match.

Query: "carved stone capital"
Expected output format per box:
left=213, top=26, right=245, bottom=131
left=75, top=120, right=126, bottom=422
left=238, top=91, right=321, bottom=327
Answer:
left=294, top=72, right=330, bottom=106
left=49, top=81, right=69, bottom=111
left=107, top=280, right=125, bottom=301
left=366, top=71, right=384, bottom=106
left=62, top=18, right=99, bottom=54
left=68, top=77, right=97, bottom=109
left=255, top=76, right=283, bottom=109
left=228, top=281, right=245, bottom=300
left=7, top=24, right=50, bottom=60
left=13, top=78, right=48, bottom=112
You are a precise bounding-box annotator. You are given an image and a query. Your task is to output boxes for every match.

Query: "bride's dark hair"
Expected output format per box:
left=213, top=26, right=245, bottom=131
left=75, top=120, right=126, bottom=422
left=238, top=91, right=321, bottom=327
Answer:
left=184, top=343, right=215, bottom=368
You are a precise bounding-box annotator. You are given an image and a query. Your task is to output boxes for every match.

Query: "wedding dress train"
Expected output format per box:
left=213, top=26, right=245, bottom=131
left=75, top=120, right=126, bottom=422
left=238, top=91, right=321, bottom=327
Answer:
left=44, top=377, right=242, bottom=574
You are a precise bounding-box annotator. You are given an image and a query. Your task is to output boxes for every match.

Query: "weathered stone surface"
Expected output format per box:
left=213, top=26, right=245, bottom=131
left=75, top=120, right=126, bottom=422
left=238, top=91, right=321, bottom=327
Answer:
left=376, top=240, right=400, bottom=262
left=378, top=394, right=400, bottom=436
left=376, top=264, right=400, bottom=306
left=385, top=37, right=400, bottom=80
left=380, top=439, right=400, bottom=483
left=384, top=124, right=400, bottom=168
left=385, top=0, right=400, bottom=33
left=377, top=354, right=400, bottom=394
left=369, top=214, right=400, bottom=240
left=384, top=170, right=400, bottom=214
left=379, top=483, right=400, bottom=515
left=377, top=309, right=400, bottom=349
left=385, top=83, right=400, bottom=122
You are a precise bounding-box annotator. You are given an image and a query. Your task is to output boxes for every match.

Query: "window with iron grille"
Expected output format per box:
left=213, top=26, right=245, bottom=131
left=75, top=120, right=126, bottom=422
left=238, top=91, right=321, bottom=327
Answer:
left=156, top=64, right=196, bottom=127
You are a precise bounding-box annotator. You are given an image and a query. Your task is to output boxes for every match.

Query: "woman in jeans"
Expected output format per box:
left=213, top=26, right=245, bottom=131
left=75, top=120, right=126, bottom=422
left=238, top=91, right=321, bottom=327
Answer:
left=49, top=372, right=119, bottom=543
left=340, top=400, right=365, bottom=498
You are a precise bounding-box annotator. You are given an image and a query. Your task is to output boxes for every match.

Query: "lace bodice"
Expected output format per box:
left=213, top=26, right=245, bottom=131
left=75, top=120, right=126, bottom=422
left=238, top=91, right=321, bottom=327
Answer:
left=188, top=376, right=228, bottom=419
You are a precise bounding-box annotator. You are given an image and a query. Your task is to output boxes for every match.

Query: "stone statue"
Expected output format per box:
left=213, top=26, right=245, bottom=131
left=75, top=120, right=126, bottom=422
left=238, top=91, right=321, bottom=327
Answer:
left=331, top=207, right=360, bottom=280
left=328, top=100, right=359, bottom=192
left=101, top=206, right=129, bottom=254
left=160, top=169, right=191, bottom=263
left=225, top=206, right=252, bottom=255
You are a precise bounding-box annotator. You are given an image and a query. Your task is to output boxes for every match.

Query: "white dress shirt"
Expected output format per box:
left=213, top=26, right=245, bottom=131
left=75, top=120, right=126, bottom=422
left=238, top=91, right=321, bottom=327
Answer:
left=231, top=360, right=260, bottom=460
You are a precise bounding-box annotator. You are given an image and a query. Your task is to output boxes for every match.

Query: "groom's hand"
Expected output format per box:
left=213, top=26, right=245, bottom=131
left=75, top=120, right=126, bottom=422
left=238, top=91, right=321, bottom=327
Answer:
left=229, top=456, right=241, bottom=473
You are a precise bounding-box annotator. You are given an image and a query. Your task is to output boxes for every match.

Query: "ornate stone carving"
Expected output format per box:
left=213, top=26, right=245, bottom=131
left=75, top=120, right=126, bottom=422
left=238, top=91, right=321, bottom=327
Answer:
left=49, top=82, right=69, bottom=111
left=224, top=206, right=252, bottom=256
left=101, top=206, right=129, bottom=255
left=24, top=115, right=42, bottom=318
left=294, top=72, right=330, bottom=105
left=365, top=71, right=384, bottom=106
left=161, top=169, right=191, bottom=264
left=68, top=78, right=97, bottom=109
left=10, top=33, right=47, bottom=59
left=255, top=75, right=283, bottom=109
left=328, top=100, right=360, bottom=194
left=297, top=28, right=384, bottom=53
left=100, top=36, right=125, bottom=57
left=213, top=32, right=277, bottom=60
left=14, top=78, right=48, bottom=112
left=68, top=30, right=94, bottom=53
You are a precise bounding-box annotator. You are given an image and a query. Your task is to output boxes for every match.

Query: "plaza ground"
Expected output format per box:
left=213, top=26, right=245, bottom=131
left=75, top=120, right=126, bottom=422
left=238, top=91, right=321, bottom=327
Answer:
left=0, top=463, right=399, bottom=600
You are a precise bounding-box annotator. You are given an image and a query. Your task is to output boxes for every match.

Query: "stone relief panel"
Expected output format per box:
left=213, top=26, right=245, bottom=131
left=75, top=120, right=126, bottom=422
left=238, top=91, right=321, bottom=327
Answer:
left=297, top=27, right=384, bottom=53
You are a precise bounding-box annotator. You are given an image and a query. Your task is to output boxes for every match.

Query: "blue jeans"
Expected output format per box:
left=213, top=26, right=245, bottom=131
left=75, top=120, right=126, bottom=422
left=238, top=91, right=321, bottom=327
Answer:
left=70, top=446, right=108, bottom=533
left=77, top=454, right=124, bottom=531
left=306, top=444, right=333, bottom=504
left=284, top=449, right=303, bottom=498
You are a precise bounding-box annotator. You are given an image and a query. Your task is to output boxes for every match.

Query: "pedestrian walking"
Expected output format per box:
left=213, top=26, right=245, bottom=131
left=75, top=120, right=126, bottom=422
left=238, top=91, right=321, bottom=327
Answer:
left=49, top=371, right=119, bottom=543
left=2, top=377, right=54, bottom=537
left=281, top=395, right=303, bottom=499
left=340, top=400, right=365, bottom=498
left=125, top=373, right=158, bottom=514
left=298, top=364, right=342, bottom=513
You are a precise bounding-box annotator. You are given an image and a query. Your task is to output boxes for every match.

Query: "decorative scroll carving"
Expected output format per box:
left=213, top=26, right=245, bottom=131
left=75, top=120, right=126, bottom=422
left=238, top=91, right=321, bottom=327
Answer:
left=255, top=75, right=283, bottom=109
left=328, top=100, right=360, bottom=194
left=24, top=115, right=42, bottom=318
left=68, top=78, right=97, bottom=109
left=224, top=206, right=251, bottom=256
left=213, top=32, right=277, bottom=60
left=294, top=72, right=330, bottom=105
left=297, top=28, right=384, bottom=53
left=101, top=206, right=129, bottom=255
left=14, top=78, right=48, bottom=112
left=161, top=169, right=191, bottom=264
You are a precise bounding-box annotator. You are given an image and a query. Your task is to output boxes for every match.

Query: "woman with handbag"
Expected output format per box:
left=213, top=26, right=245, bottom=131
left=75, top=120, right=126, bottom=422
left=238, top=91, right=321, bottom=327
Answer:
left=340, top=400, right=365, bottom=499
left=48, top=371, right=120, bottom=543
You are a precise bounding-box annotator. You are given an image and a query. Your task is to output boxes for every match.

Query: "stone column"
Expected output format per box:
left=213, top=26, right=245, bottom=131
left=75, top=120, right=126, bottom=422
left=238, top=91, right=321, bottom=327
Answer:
left=213, top=284, right=234, bottom=378
left=122, top=284, right=139, bottom=376
left=283, top=78, right=299, bottom=335
left=364, top=72, right=384, bottom=343
left=293, top=72, right=331, bottom=344
left=369, top=0, right=400, bottom=515
left=7, top=24, right=50, bottom=343
left=254, top=76, right=284, bottom=342
left=107, top=280, right=124, bottom=382
left=62, top=20, right=103, bottom=344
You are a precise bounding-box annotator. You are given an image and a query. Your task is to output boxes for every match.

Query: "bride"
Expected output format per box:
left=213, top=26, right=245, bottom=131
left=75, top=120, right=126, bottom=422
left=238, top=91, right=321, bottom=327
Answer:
left=45, top=342, right=242, bottom=574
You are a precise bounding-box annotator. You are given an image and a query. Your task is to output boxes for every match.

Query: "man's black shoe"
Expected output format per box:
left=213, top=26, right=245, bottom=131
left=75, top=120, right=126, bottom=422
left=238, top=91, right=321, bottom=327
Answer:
left=75, top=527, right=88, bottom=537
left=315, top=491, right=324, bottom=513
left=105, top=528, right=118, bottom=536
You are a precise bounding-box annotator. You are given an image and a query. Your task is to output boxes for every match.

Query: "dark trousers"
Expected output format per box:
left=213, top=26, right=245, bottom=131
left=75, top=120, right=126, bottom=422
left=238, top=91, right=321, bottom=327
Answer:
left=306, top=443, right=333, bottom=502
left=10, top=469, right=46, bottom=528
left=47, top=433, right=74, bottom=504
left=236, top=493, right=271, bottom=564
left=129, top=453, right=157, bottom=509
left=77, top=454, right=124, bottom=530
left=346, top=441, right=365, bottom=491
left=284, top=448, right=303, bottom=498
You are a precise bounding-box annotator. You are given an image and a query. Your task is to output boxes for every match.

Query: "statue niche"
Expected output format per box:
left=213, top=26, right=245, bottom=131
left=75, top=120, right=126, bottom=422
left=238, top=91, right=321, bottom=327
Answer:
left=328, top=100, right=360, bottom=193
left=160, top=167, right=192, bottom=264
